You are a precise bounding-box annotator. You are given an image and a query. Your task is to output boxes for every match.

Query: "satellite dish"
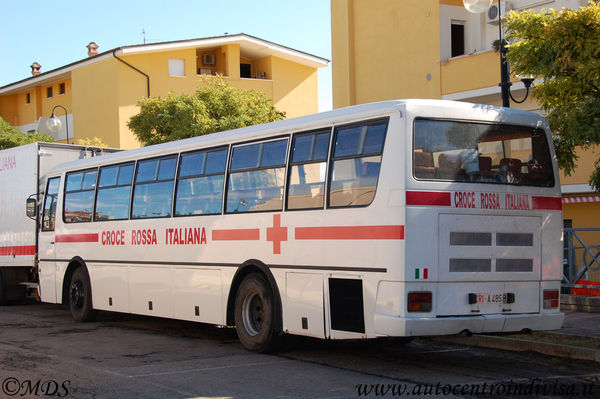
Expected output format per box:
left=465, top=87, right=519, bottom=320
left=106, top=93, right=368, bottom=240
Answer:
left=463, top=0, right=493, bottom=14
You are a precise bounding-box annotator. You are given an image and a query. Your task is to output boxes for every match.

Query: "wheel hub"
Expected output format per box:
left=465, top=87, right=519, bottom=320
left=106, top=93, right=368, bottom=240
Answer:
left=242, top=293, right=264, bottom=336
left=70, top=281, right=84, bottom=308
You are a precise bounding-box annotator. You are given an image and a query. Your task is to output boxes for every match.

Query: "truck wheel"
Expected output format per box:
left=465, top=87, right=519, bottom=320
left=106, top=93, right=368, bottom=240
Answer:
left=69, top=267, right=98, bottom=322
left=0, top=272, right=7, bottom=306
left=234, top=273, right=281, bottom=352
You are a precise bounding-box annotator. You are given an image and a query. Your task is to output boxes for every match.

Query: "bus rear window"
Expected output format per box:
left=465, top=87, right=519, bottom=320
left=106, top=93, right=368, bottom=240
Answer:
left=413, top=119, right=554, bottom=187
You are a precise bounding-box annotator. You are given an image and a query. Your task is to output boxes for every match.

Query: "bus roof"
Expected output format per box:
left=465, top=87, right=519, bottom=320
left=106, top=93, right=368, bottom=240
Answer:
left=50, top=99, right=548, bottom=174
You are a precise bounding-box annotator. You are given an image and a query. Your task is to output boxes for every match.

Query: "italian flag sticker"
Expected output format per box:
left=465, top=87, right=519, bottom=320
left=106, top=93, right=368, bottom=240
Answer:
left=415, top=268, right=429, bottom=280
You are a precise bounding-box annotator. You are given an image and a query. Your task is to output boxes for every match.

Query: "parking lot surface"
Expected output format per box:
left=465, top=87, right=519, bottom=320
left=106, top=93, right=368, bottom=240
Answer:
left=1, top=302, right=598, bottom=398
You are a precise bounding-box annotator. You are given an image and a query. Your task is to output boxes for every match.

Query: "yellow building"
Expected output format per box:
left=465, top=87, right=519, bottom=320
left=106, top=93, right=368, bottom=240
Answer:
left=331, top=0, right=588, bottom=109
left=0, top=33, right=328, bottom=149
left=331, top=0, right=599, bottom=282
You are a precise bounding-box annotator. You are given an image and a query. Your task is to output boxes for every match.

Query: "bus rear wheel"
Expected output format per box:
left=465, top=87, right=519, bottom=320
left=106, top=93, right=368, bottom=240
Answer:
left=234, top=273, right=281, bottom=353
left=69, top=266, right=98, bottom=322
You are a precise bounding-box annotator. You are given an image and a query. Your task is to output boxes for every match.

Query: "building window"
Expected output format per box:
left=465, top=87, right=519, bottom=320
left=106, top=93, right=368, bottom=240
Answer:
left=168, top=58, right=185, bottom=77
left=59, top=83, right=65, bottom=95
left=46, top=87, right=53, bottom=98
left=26, top=93, right=31, bottom=104
left=451, top=22, right=465, bottom=57
left=240, top=63, right=251, bottom=78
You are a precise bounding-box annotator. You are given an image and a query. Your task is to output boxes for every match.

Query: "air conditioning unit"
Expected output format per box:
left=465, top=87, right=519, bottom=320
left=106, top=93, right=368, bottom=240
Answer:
left=202, top=54, right=215, bottom=65
left=486, top=1, right=512, bottom=25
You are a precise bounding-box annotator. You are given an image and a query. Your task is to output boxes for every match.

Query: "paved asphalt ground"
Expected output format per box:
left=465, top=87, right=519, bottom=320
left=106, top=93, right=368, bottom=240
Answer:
left=437, top=310, right=600, bottom=363
left=1, top=302, right=599, bottom=398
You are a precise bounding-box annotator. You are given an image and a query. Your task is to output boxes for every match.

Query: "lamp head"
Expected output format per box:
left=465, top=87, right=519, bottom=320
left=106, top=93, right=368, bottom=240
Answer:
left=463, top=0, right=493, bottom=14
left=518, top=74, right=536, bottom=88
left=46, top=114, right=62, bottom=134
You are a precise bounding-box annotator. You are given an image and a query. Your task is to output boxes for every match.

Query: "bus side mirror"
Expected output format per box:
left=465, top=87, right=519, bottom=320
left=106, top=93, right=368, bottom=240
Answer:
left=26, top=196, right=37, bottom=219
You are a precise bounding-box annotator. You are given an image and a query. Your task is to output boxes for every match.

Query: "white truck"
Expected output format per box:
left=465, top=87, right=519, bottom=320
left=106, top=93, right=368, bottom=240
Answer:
left=0, top=142, right=119, bottom=304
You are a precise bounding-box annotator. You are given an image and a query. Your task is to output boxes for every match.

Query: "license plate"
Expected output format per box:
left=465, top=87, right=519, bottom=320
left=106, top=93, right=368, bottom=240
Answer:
left=477, top=293, right=506, bottom=304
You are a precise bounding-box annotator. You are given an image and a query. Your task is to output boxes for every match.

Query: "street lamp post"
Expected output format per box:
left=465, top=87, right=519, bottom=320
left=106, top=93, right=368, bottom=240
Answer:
left=46, top=105, right=70, bottom=144
left=463, top=0, right=534, bottom=107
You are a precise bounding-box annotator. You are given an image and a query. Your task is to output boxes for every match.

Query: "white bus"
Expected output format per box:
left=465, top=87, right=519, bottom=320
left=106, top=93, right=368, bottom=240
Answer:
left=32, top=100, right=564, bottom=352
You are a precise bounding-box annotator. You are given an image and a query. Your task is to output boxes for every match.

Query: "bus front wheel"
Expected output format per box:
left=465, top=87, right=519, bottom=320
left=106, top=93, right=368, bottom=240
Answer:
left=234, top=273, right=281, bottom=353
left=68, top=267, right=98, bottom=322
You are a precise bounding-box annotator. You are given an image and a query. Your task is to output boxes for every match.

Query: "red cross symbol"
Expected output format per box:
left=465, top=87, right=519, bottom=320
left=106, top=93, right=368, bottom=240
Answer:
left=267, top=214, right=288, bottom=254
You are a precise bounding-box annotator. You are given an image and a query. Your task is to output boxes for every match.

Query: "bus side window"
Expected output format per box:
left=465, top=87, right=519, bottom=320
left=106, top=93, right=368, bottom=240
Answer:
left=42, top=177, right=60, bottom=231
left=132, top=156, right=177, bottom=219
left=329, top=120, right=387, bottom=207
left=175, top=148, right=227, bottom=216
left=227, top=139, right=288, bottom=213
left=64, top=168, right=98, bottom=223
left=287, top=130, right=330, bottom=210
left=95, top=163, right=134, bottom=221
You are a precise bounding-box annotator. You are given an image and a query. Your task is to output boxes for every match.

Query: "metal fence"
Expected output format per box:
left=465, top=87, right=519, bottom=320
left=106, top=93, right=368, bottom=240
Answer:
left=563, top=228, right=600, bottom=295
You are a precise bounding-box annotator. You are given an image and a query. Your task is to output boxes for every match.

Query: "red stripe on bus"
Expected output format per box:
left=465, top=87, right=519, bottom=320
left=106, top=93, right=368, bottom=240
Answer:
left=0, top=245, right=36, bottom=256
left=406, top=191, right=452, bottom=206
left=55, top=233, right=99, bottom=243
left=212, top=229, right=260, bottom=241
left=532, top=196, right=563, bottom=211
left=295, top=225, right=404, bottom=240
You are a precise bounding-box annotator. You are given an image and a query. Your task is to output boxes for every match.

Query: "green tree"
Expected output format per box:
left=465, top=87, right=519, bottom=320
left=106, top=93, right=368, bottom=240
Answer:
left=0, top=116, right=54, bottom=150
left=77, top=137, right=109, bottom=148
left=504, top=1, right=600, bottom=189
left=127, top=75, right=285, bottom=146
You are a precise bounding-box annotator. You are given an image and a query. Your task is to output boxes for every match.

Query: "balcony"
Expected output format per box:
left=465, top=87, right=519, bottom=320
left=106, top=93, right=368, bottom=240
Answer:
left=441, top=50, right=502, bottom=95
left=195, top=47, right=271, bottom=80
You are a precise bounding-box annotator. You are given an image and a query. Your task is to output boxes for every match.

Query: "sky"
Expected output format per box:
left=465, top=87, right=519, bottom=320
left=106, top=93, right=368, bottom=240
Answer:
left=0, top=0, right=333, bottom=111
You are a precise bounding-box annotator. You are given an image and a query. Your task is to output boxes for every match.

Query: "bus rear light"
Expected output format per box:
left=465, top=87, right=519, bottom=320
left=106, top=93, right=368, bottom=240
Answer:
left=543, top=289, right=559, bottom=309
left=408, top=292, right=432, bottom=312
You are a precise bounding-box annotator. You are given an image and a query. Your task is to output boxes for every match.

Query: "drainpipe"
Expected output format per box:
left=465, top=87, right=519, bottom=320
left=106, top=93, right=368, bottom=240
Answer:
left=112, top=49, right=150, bottom=97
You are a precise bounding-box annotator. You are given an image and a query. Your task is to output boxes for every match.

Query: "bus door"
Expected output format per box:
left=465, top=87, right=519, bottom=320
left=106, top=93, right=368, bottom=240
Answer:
left=38, top=176, right=60, bottom=303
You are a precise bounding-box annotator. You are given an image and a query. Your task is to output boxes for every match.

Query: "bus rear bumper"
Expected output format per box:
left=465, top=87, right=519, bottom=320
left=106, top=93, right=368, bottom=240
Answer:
left=374, top=312, right=564, bottom=337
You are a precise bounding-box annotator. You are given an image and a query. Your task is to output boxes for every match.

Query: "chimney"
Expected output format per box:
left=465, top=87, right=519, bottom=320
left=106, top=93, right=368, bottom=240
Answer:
left=86, top=41, right=99, bottom=57
left=31, top=62, right=41, bottom=76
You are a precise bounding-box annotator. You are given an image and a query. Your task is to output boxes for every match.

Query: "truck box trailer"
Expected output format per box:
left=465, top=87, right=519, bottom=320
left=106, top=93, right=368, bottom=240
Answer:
left=0, top=142, right=119, bottom=304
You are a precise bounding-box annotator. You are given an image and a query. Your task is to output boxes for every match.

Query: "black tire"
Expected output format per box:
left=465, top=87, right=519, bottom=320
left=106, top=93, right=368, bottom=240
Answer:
left=0, top=271, right=7, bottom=306
left=68, top=267, right=98, bottom=322
left=234, top=273, right=282, bottom=353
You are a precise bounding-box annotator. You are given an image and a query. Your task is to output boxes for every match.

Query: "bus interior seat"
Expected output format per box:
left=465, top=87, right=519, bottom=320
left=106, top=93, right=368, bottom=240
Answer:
left=500, top=158, right=522, bottom=180
left=414, top=151, right=435, bottom=178
left=437, top=153, right=463, bottom=179
left=478, top=156, right=493, bottom=178
left=527, top=160, right=549, bottom=182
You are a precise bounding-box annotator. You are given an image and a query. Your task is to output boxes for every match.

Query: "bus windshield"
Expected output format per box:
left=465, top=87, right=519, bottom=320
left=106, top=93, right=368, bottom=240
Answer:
left=413, top=119, right=554, bottom=187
